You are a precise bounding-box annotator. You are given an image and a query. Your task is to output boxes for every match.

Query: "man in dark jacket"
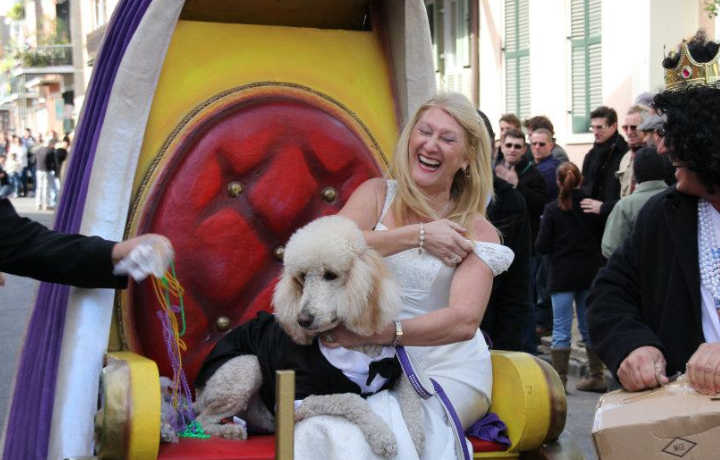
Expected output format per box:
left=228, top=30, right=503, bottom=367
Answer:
left=580, top=106, right=628, bottom=220
left=478, top=110, right=533, bottom=351
left=0, top=197, right=173, bottom=287
left=588, top=83, right=720, bottom=394
left=483, top=175, right=532, bottom=351
left=494, top=128, right=547, bottom=242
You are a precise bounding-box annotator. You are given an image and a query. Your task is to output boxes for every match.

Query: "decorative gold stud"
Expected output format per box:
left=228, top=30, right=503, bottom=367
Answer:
left=216, top=316, right=231, bottom=332
left=227, top=182, right=244, bottom=197
left=321, top=186, right=337, bottom=202
left=273, top=245, right=285, bottom=261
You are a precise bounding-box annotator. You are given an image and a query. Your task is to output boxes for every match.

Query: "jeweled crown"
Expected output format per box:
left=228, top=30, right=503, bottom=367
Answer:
left=664, top=41, right=720, bottom=90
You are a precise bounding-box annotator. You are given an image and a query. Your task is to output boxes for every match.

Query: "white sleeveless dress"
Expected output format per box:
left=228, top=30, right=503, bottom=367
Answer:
left=294, top=181, right=515, bottom=460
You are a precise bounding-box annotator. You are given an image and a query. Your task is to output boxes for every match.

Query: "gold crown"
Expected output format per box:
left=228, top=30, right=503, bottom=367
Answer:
left=664, top=41, right=720, bottom=90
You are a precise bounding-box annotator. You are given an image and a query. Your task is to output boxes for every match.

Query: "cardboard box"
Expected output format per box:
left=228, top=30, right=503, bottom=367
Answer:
left=592, top=377, right=720, bottom=459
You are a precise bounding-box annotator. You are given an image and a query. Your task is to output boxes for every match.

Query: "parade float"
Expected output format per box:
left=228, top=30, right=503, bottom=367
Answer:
left=3, top=1, right=569, bottom=459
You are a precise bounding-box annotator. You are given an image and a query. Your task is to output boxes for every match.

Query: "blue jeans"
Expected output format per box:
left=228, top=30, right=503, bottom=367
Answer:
left=551, top=290, right=591, bottom=349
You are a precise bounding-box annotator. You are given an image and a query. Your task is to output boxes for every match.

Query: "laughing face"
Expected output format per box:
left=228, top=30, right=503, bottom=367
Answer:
left=408, top=107, right=469, bottom=195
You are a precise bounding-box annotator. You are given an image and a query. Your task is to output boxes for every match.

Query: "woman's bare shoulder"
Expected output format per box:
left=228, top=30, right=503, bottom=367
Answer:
left=472, top=215, right=501, bottom=244
left=338, top=178, right=388, bottom=229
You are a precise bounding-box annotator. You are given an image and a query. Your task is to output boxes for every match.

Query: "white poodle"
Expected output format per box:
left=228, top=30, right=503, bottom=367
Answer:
left=193, top=215, right=424, bottom=458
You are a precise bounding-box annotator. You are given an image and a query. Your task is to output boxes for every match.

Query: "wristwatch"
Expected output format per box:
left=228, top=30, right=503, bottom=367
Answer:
left=392, top=320, right=403, bottom=346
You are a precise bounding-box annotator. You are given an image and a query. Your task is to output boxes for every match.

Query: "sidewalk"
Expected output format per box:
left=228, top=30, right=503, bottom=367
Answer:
left=9, top=196, right=56, bottom=216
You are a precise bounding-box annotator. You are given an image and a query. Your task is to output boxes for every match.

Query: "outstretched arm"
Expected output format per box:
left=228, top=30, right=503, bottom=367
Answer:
left=0, top=198, right=172, bottom=288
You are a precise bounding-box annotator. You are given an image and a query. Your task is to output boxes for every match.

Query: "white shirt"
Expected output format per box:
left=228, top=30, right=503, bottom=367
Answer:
left=700, top=202, right=720, bottom=343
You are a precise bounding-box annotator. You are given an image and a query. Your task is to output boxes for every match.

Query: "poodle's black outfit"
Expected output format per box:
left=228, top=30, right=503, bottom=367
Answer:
left=195, top=311, right=401, bottom=412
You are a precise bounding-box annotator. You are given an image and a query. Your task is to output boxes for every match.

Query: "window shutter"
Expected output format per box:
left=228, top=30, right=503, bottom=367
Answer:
left=571, top=0, right=602, bottom=133
left=505, top=0, right=530, bottom=119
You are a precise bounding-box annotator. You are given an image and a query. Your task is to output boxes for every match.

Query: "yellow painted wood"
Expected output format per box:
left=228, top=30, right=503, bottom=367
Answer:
left=132, top=20, right=398, bottom=196
left=275, top=370, right=296, bottom=460
left=109, top=351, right=161, bottom=460
left=475, top=351, right=550, bottom=457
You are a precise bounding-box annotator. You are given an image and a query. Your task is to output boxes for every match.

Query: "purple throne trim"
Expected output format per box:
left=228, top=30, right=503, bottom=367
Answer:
left=3, top=1, right=152, bottom=458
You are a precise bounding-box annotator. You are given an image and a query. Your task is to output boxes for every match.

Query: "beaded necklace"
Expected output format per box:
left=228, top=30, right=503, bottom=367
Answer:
left=698, top=199, right=720, bottom=310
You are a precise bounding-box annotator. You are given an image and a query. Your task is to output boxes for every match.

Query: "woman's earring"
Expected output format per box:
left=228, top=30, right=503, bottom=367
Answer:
left=464, top=167, right=470, bottom=177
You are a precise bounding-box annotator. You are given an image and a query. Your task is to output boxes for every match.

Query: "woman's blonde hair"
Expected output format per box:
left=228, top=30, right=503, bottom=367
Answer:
left=391, top=93, right=494, bottom=237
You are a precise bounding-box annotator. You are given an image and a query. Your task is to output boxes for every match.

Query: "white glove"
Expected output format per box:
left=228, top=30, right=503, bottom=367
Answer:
left=113, top=235, right=174, bottom=282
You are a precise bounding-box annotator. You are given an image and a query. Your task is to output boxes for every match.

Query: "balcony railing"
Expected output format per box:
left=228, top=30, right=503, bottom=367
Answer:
left=14, top=44, right=72, bottom=68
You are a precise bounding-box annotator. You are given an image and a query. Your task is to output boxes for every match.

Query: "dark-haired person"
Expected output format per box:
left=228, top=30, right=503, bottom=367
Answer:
left=495, top=128, right=547, bottom=244
left=495, top=129, right=547, bottom=353
left=523, top=115, right=568, bottom=162
left=530, top=128, right=561, bottom=201
left=588, top=32, right=720, bottom=395
left=536, top=162, right=606, bottom=392
left=579, top=106, right=628, bottom=219
left=478, top=109, right=532, bottom=351
left=601, top=149, right=668, bottom=258
left=496, top=113, right=523, bottom=159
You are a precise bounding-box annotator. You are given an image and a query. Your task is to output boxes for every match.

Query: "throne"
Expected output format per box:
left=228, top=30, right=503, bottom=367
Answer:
left=83, top=2, right=569, bottom=459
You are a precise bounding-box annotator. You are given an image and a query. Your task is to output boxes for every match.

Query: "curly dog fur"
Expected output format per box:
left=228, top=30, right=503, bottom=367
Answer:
left=194, top=215, right=424, bottom=457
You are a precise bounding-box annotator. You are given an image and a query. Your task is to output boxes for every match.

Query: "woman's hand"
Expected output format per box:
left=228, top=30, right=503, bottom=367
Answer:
left=423, top=219, right=474, bottom=266
left=495, top=163, right=518, bottom=186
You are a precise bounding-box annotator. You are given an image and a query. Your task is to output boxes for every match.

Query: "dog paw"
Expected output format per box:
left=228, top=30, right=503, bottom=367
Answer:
left=195, top=415, right=248, bottom=440
left=294, top=396, right=322, bottom=421
left=204, top=422, right=248, bottom=440
left=368, top=431, right=398, bottom=459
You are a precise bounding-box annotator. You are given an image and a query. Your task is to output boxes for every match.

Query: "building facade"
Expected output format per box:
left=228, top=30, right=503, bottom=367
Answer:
left=0, top=0, right=73, bottom=136
left=428, top=0, right=716, bottom=163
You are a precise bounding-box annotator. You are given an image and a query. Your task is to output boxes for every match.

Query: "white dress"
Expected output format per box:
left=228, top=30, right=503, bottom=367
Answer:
left=295, top=181, right=514, bottom=460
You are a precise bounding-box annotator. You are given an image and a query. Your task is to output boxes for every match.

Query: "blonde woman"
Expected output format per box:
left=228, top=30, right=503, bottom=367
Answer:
left=294, top=93, right=514, bottom=460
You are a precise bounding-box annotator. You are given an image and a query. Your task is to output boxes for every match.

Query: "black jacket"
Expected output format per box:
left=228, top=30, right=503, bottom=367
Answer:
left=195, top=311, right=400, bottom=412
left=482, top=176, right=532, bottom=351
left=587, top=188, right=704, bottom=379
left=496, top=155, right=547, bottom=245
left=581, top=131, right=628, bottom=219
left=0, top=198, right=126, bottom=288
left=535, top=191, right=604, bottom=292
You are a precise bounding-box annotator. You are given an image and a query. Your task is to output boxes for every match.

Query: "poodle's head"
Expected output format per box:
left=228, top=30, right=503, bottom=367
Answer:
left=273, top=215, right=401, bottom=345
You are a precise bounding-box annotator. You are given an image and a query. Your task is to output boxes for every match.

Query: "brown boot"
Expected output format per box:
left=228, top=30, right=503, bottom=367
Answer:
left=576, top=349, right=608, bottom=393
left=551, top=348, right=571, bottom=390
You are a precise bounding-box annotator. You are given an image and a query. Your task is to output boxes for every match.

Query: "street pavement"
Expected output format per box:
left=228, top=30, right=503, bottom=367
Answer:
left=0, top=198, right=54, bottom=438
left=0, top=198, right=604, bottom=459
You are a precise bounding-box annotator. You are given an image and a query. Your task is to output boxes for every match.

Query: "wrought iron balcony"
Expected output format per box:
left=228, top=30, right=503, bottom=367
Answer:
left=13, top=44, right=72, bottom=68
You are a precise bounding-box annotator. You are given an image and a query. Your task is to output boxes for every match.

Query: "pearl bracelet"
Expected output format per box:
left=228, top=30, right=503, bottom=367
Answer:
left=418, top=223, right=425, bottom=255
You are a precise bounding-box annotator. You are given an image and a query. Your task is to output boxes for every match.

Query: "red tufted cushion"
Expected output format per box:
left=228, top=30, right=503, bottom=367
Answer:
left=127, top=95, right=383, bottom=390
left=159, top=436, right=275, bottom=460
left=468, top=436, right=507, bottom=453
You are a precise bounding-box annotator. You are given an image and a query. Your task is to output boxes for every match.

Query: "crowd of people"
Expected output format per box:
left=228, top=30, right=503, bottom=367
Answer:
left=481, top=98, right=675, bottom=393
left=0, top=128, right=71, bottom=211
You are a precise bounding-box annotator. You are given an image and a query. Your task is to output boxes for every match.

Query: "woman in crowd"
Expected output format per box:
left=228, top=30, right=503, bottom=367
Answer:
left=8, top=136, right=27, bottom=197
left=536, top=162, right=607, bottom=392
left=4, top=153, right=22, bottom=198
left=293, top=92, right=514, bottom=459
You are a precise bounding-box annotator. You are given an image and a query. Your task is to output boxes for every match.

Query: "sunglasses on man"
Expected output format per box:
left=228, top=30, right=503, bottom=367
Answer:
left=531, top=141, right=547, bottom=147
left=621, top=125, right=638, bottom=132
left=504, top=142, right=523, bottom=150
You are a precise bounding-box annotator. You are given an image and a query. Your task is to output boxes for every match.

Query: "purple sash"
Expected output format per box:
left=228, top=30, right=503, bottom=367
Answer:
left=396, top=346, right=472, bottom=460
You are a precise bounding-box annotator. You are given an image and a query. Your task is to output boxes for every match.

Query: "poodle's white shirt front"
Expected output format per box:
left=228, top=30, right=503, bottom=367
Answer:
left=319, top=344, right=397, bottom=394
